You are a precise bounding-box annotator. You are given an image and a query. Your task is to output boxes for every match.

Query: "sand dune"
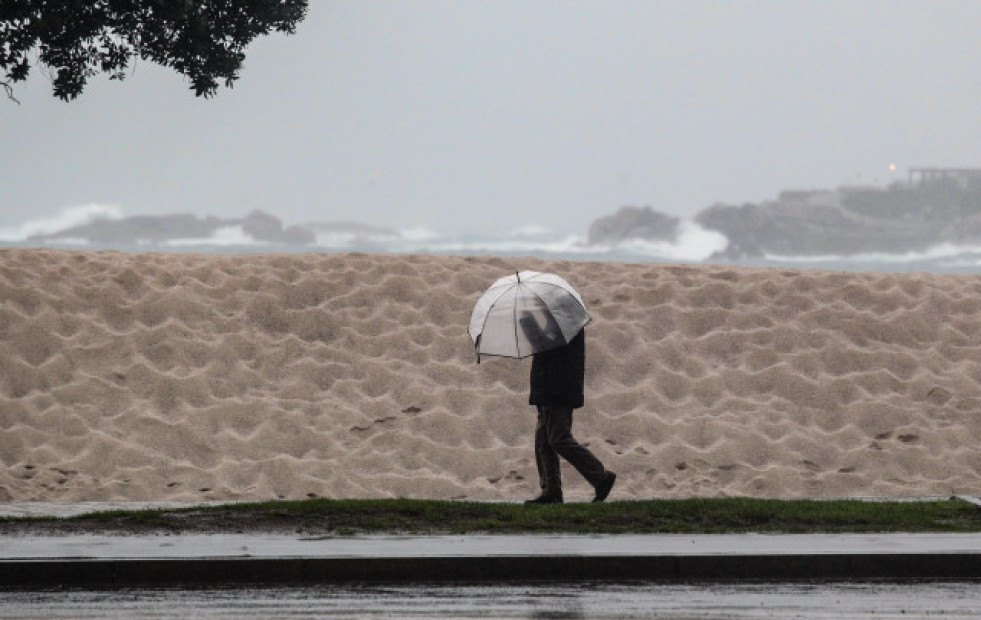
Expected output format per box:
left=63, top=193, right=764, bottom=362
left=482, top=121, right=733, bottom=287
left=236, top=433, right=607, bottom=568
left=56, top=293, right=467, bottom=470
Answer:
left=2, top=248, right=981, bottom=503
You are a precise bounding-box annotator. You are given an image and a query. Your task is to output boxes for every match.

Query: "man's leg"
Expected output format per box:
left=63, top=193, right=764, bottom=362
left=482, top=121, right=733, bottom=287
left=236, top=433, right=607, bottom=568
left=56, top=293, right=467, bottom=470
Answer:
left=527, top=405, right=563, bottom=503
left=545, top=405, right=616, bottom=501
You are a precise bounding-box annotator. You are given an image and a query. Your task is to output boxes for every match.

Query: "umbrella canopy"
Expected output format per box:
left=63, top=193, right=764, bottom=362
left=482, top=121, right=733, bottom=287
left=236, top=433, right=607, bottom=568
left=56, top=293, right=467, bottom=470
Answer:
left=469, top=270, right=590, bottom=361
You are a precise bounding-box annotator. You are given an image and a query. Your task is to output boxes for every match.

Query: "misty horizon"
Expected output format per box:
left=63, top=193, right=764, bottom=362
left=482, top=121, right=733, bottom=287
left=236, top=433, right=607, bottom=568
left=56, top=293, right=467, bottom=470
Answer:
left=5, top=1, right=980, bottom=239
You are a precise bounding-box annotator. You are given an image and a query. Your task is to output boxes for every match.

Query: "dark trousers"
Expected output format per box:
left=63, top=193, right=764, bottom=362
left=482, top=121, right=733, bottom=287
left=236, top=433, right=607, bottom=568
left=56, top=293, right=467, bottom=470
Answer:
left=534, top=404, right=607, bottom=493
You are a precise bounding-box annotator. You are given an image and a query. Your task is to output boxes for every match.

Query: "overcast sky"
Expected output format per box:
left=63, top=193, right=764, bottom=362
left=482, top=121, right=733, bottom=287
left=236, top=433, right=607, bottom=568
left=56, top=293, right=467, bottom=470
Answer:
left=3, top=1, right=980, bottom=236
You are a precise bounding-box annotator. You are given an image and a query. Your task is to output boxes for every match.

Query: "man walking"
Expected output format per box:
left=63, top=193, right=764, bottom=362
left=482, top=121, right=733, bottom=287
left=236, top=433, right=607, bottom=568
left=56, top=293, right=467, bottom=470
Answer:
left=525, top=322, right=616, bottom=504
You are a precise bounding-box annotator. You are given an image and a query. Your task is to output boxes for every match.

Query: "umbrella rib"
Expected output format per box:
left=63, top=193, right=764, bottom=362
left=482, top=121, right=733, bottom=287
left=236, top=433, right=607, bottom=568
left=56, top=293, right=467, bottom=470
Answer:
left=512, top=283, right=521, bottom=357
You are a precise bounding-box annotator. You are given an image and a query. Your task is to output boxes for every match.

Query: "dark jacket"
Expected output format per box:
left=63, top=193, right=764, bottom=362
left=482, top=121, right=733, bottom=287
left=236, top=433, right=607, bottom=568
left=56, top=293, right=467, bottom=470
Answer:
left=529, top=328, right=585, bottom=409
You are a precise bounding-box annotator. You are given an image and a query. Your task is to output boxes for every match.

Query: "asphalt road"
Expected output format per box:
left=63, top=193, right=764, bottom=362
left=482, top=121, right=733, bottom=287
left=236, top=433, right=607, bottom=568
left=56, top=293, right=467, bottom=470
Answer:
left=4, top=582, right=981, bottom=619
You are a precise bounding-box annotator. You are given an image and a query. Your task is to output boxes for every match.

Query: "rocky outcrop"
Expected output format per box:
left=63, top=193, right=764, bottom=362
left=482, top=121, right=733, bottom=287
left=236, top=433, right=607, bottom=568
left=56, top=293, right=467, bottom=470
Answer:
left=694, top=195, right=946, bottom=259
left=27, top=210, right=317, bottom=246
left=585, top=181, right=981, bottom=260
left=241, top=210, right=316, bottom=244
left=23, top=208, right=417, bottom=248
left=586, top=206, right=680, bottom=246
left=27, top=213, right=223, bottom=245
left=693, top=185, right=981, bottom=259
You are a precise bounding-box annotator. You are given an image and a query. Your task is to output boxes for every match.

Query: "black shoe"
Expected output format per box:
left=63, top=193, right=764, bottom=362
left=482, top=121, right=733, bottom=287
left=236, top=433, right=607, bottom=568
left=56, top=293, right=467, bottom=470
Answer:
left=592, top=472, right=616, bottom=502
left=525, top=491, right=563, bottom=504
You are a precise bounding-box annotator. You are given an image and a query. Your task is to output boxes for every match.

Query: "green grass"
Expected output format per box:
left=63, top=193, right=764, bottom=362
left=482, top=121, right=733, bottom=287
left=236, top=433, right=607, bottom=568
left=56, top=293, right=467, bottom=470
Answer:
left=4, top=498, right=981, bottom=536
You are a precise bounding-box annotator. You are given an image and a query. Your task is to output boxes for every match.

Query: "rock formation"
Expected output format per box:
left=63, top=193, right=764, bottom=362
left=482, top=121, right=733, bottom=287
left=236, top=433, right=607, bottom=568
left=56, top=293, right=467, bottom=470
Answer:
left=586, top=175, right=981, bottom=260
left=27, top=210, right=317, bottom=246
left=586, top=206, right=680, bottom=246
left=241, top=210, right=316, bottom=244
left=695, top=183, right=981, bottom=259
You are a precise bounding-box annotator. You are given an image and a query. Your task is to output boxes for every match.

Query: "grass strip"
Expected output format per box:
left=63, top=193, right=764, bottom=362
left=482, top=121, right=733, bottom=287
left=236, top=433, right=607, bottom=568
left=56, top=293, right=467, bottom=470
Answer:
left=3, top=497, right=981, bottom=536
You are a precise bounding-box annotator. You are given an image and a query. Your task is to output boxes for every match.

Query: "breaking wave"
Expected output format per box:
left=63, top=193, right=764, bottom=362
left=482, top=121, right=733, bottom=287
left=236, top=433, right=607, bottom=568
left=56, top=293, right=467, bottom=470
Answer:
left=0, top=203, right=122, bottom=242
left=165, top=226, right=264, bottom=247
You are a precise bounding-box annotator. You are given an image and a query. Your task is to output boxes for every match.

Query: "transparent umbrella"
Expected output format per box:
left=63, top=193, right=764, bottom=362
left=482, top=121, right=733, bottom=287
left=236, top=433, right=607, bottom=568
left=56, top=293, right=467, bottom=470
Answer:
left=469, top=271, right=590, bottom=362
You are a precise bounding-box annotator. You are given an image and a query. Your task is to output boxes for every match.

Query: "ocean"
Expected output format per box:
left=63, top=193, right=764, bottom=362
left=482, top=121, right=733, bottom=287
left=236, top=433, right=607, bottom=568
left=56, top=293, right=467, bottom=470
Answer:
left=4, top=206, right=981, bottom=274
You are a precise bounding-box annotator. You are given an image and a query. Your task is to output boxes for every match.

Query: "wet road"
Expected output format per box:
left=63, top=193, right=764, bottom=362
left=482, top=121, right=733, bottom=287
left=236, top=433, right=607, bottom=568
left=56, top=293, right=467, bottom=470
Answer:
left=3, top=582, right=981, bottom=619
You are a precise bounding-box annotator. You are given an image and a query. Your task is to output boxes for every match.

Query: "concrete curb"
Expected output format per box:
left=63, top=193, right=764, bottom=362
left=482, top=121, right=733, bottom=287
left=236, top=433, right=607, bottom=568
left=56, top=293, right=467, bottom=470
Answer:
left=4, top=552, right=981, bottom=587
left=4, top=533, right=981, bottom=587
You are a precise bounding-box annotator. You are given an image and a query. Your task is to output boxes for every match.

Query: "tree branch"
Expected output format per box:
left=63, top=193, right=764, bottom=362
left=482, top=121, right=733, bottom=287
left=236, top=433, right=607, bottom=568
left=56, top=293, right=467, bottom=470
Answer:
left=2, top=80, right=20, bottom=104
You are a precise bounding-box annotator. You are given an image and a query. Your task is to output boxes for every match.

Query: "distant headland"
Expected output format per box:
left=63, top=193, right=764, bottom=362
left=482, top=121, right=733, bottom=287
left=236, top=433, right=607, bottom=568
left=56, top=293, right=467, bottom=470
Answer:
left=589, top=167, right=981, bottom=259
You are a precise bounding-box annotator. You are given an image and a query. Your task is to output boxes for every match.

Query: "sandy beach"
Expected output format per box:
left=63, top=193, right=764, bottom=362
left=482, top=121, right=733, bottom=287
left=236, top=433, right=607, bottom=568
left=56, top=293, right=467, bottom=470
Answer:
left=2, top=248, right=981, bottom=503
